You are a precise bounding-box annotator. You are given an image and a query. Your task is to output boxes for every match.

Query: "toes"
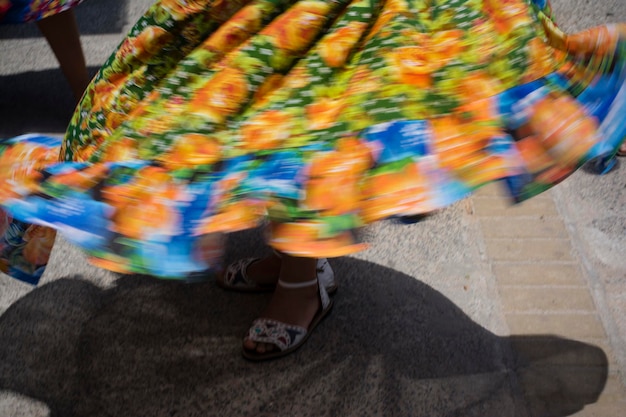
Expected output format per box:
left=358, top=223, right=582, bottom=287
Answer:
left=243, top=337, right=256, bottom=351
left=258, top=342, right=276, bottom=354
left=242, top=338, right=277, bottom=354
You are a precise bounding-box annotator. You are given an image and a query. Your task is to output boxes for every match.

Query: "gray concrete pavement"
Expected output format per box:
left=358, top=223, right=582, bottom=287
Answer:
left=1, top=1, right=625, bottom=416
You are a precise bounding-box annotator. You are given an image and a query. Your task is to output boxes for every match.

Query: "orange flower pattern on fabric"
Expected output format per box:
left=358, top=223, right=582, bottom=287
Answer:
left=160, top=0, right=210, bottom=20
left=240, top=109, right=294, bottom=151
left=387, top=29, right=465, bottom=88
left=260, top=1, right=332, bottom=52
left=160, top=133, right=222, bottom=169
left=188, top=67, right=249, bottom=123
left=528, top=94, right=600, bottom=167
left=22, top=225, right=55, bottom=266
left=101, top=166, right=182, bottom=240
left=116, top=26, right=174, bottom=64
left=317, top=21, right=368, bottom=68
left=0, top=141, right=58, bottom=199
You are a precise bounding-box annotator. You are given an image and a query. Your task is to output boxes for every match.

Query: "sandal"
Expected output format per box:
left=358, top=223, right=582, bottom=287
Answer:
left=617, top=143, right=626, bottom=157
left=242, top=276, right=333, bottom=361
left=219, top=257, right=338, bottom=294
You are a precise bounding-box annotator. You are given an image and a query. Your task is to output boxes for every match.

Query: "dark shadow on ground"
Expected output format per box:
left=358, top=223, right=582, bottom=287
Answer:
left=0, top=229, right=608, bottom=417
left=0, top=67, right=101, bottom=138
left=0, top=0, right=130, bottom=38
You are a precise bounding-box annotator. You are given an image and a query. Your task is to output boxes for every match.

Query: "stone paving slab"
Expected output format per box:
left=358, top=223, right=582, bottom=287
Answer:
left=473, top=183, right=626, bottom=416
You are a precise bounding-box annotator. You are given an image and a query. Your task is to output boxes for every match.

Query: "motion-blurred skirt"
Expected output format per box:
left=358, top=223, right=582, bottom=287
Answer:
left=1, top=0, right=625, bottom=283
left=0, top=0, right=83, bottom=23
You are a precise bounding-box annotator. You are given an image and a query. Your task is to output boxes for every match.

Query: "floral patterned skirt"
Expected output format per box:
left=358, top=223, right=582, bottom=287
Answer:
left=0, top=0, right=83, bottom=23
left=1, top=0, right=625, bottom=282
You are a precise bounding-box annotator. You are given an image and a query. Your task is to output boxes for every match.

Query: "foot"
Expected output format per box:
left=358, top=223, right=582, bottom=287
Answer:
left=243, top=257, right=328, bottom=354
left=618, top=143, right=626, bottom=157
left=243, top=280, right=322, bottom=355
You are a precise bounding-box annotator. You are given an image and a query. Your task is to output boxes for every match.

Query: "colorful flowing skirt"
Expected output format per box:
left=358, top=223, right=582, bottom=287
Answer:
left=1, top=0, right=625, bottom=283
left=0, top=0, right=83, bottom=24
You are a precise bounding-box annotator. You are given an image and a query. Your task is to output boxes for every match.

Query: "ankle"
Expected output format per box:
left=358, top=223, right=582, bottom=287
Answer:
left=273, top=279, right=320, bottom=305
left=277, top=277, right=318, bottom=289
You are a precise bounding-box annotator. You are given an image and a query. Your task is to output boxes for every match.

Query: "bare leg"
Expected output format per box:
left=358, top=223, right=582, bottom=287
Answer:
left=36, top=9, right=89, bottom=102
left=243, top=254, right=320, bottom=354
left=245, top=251, right=282, bottom=284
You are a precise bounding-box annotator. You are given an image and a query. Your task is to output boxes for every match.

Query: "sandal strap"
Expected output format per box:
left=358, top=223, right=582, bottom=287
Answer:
left=246, top=318, right=307, bottom=352
left=277, top=277, right=318, bottom=289
left=316, top=258, right=335, bottom=292
left=276, top=275, right=331, bottom=310
left=223, top=258, right=259, bottom=287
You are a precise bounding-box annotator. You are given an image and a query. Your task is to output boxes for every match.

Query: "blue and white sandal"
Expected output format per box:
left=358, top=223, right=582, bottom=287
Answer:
left=219, top=257, right=337, bottom=294
left=242, top=276, right=333, bottom=361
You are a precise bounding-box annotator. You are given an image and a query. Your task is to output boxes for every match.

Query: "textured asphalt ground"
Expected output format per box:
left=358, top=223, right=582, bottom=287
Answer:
left=1, top=1, right=625, bottom=416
